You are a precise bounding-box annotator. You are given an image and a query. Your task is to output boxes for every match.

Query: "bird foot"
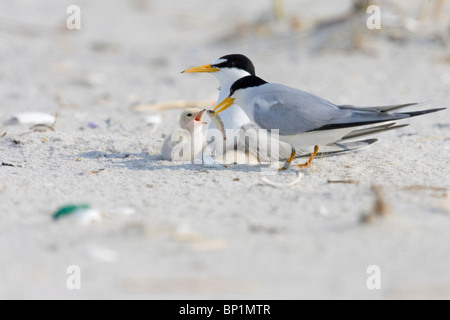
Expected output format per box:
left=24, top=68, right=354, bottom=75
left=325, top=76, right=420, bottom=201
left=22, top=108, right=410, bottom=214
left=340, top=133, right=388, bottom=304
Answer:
left=279, top=160, right=292, bottom=171
left=294, top=160, right=313, bottom=169
left=279, top=145, right=319, bottom=170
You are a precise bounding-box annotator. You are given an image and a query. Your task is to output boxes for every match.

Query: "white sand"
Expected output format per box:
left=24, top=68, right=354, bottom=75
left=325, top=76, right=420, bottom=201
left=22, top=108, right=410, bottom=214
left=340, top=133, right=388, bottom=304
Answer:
left=0, top=0, right=449, bottom=299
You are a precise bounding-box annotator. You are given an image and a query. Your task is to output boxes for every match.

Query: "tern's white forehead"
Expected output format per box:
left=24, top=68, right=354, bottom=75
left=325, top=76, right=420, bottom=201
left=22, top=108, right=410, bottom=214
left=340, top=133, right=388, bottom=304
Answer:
left=212, top=58, right=227, bottom=65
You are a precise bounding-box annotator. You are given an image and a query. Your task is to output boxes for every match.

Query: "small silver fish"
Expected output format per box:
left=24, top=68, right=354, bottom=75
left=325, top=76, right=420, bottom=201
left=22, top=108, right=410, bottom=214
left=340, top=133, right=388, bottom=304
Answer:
left=206, top=110, right=226, bottom=140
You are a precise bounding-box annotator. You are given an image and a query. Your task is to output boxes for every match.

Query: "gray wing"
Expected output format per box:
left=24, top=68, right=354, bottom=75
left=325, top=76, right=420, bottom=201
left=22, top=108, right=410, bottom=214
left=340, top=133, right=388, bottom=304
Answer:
left=251, top=84, right=348, bottom=135
left=250, top=84, right=445, bottom=134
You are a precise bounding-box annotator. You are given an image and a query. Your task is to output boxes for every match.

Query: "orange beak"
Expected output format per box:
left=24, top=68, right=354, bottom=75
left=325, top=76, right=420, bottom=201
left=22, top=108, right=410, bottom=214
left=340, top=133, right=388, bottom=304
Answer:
left=194, top=109, right=207, bottom=124
left=182, top=64, right=220, bottom=73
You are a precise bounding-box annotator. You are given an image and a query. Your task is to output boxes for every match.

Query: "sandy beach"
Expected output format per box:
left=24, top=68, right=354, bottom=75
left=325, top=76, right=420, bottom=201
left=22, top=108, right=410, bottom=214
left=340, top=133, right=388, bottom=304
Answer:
left=1, top=0, right=449, bottom=299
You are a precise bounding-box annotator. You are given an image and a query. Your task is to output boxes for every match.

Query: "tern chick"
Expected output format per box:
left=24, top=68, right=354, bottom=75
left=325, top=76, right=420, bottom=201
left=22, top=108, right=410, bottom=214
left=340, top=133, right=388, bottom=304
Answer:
left=161, top=108, right=207, bottom=162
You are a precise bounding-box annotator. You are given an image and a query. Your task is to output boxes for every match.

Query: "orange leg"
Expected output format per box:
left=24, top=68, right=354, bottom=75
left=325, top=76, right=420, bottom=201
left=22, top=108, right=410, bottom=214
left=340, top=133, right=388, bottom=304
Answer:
left=295, top=145, right=319, bottom=169
left=279, top=147, right=296, bottom=170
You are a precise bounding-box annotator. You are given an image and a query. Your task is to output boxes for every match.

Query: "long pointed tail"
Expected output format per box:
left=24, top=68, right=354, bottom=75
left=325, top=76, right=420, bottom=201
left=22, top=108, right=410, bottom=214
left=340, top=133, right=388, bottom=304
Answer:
left=400, top=108, right=446, bottom=118
left=319, top=107, right=446, bottom=130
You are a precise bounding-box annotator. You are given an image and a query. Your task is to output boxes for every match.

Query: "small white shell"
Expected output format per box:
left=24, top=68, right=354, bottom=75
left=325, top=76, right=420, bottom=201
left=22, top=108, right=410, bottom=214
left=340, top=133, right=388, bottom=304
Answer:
left=144, top=113, right=162, bottom=125
left=72, top=208, right=102, bottom=224
left=8, top=112, right=55, bottom=125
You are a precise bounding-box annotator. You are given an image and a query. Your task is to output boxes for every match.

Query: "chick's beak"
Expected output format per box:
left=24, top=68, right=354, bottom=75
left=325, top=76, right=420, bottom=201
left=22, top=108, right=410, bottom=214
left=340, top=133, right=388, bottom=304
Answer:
left=213, top=97, right=235, bottom=115
left=182, top=64, right=220, bottom=73
left=194, top=109, right=207, bottom=124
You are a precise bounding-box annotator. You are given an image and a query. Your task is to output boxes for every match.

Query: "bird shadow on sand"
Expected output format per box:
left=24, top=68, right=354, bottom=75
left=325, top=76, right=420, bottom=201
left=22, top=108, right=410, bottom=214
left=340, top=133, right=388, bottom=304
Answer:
left=76, top=150, right=263, bottom=173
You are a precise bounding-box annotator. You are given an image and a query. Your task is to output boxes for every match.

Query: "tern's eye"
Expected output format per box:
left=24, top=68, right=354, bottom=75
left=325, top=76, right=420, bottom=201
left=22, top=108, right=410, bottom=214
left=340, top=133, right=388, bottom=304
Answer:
left=186, top=113, right=193, bottom=117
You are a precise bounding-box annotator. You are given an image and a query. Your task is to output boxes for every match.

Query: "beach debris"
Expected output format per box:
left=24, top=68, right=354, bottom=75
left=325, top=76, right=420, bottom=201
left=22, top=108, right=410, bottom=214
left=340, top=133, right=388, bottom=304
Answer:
left=1, top=132, right=6, bottom=137
left=327, top=179, right=360, bottom=185
left=400, top=184, right=448, bottom=198
left=418, top=135, right=450, bottom=142
left=260, top=167, right=303, bottom=188
left=6, top=109, right=58, bottom=144
left=28, top=112, right=58, bottom=133
left=8, top=112, right=55, bottom=126
left=1, top=162, right=14, bottom=167
left=87, top=122, right=99, bottom=129
left=248, top=224, right=286, bottom=234
left=105, top=118, right=116, bottom=127
left=261, top=174, right=303, bottom=188
left=360, top=185, right=392, bottom=224
left=53, top=204, right=102, bottom=224
left=90, top=41, right=120, bottom=53
left=233, top=177, right=240, bottom=181
left=131, top=99, right=215, bottom=112
left=88, top=168, right=105, bottom=175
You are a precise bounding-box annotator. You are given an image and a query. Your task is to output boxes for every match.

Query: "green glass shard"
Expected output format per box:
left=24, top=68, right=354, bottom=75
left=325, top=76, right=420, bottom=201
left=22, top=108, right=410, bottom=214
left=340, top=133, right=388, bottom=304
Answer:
left=53, top=204, right=91, bottom=220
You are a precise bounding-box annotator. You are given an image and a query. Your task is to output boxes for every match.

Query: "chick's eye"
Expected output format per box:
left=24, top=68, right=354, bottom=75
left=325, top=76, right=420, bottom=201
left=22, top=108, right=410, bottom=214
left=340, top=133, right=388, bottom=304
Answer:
left=187, top=113, right=193, bottom=117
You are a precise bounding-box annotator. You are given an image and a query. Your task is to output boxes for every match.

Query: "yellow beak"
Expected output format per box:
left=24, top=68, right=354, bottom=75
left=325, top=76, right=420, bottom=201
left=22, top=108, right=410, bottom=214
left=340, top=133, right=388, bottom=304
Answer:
left=213, top=97, right=235, bottom=115
left=182, top=64, right=220, bottom=73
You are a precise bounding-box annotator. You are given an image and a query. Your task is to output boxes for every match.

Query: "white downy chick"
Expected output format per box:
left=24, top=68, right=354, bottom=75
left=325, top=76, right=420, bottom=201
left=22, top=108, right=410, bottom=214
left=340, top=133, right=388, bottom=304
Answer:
left=161, top=108, right=207, bottom=162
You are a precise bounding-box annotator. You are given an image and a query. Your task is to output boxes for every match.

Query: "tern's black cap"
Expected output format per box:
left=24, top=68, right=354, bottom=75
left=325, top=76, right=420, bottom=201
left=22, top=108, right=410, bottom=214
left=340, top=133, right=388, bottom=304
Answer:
left=230, top=75, right=267, bottom=96
left=211, top=54, right=256, bottom=76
